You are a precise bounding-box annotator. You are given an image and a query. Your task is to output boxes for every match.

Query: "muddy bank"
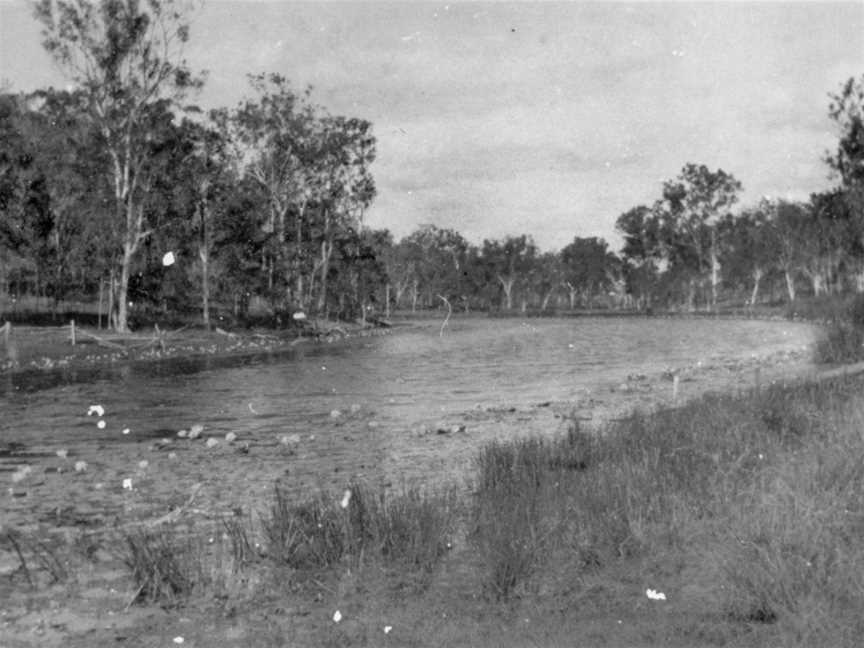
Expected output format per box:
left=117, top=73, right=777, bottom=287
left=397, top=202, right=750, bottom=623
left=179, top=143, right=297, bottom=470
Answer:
left=0, top=320, right=392, bottom=377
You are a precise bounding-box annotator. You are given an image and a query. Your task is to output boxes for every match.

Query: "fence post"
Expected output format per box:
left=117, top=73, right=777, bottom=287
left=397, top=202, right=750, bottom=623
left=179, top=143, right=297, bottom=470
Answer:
left=672, top=374, right=680, bottom=404
left=70, top=319, right=76, bottom=346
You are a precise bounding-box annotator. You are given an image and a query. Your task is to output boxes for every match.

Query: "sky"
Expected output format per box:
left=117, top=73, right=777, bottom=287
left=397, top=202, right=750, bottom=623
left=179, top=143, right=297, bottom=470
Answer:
left=1, top=1, right=862, bottom=252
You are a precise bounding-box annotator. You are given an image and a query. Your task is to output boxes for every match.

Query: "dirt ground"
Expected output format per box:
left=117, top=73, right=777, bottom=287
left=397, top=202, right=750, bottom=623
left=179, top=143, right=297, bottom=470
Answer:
left=0, top=325, right=824, bottom=647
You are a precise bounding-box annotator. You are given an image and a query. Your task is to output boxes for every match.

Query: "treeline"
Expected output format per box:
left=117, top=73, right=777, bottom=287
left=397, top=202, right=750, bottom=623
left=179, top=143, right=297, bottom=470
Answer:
left=0, top=2, right=862, bottom=329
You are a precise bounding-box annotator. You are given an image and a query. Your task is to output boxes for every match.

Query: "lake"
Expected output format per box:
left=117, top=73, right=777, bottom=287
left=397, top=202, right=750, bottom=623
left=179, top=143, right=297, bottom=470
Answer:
left=0, top=317, right=819, bottom=530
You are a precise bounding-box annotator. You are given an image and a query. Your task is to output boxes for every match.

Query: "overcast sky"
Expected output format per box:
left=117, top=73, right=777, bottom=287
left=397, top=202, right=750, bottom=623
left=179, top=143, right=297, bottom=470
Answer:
left=1, top=1, right=862, bottom=251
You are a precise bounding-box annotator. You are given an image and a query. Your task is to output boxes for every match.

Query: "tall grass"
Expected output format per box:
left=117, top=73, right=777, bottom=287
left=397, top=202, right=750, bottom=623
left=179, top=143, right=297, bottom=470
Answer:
left=262, top=483, right=456, bottom=578
left=471, top=377, right=864, bottom=644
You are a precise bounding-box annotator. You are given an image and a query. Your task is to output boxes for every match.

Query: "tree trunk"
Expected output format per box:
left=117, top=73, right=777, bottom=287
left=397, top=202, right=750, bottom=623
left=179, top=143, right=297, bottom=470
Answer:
left=199, top=246, right=210, bottom=330
left=541, top=289, right=554, bottom=311
left=749, top=268, right=763, bottom=307
left=498, top=275, right=515, bottom=310
left=116, top=240, right=134, bottom=333
left=784, top=270, right=797, bottom=302
left=316, top=239, right=333, bottom=313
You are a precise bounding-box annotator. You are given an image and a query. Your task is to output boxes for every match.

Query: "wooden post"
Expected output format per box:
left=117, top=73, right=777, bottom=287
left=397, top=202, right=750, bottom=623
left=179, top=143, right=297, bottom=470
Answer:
left=672, top=374, right=680, bottom=404
left=70, top=319, right=76, bottom=346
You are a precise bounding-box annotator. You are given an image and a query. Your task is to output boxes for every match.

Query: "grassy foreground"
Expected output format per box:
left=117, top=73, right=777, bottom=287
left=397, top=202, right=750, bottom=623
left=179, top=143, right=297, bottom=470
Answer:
left=4, top=374, right=864, bottom=647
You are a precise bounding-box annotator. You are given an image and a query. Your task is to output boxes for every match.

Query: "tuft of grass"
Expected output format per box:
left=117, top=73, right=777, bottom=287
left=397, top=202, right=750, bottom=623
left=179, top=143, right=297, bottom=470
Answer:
left=471, top=437, right=564, bottom=600
left=262, top=483, right=455, bottom=581
left=124, top=526, right=204, bottom=606
left=1, top=528, right=68, bottom=586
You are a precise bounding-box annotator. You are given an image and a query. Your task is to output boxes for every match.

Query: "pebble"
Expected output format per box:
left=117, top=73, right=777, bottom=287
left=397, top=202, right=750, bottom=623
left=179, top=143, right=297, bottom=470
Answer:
left=189, top=424, right=204, bottom=439
left=205, top=438, right=219, bottom=449
left=74, top=461, right=87, bottom=472
left=225, top=432, right=237, bottom=443
left=330, top=409, right=342, bottom=418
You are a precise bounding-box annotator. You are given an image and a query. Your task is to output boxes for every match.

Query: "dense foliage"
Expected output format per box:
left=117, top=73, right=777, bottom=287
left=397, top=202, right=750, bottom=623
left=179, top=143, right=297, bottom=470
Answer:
left=1, top=1, right=862, bottom=327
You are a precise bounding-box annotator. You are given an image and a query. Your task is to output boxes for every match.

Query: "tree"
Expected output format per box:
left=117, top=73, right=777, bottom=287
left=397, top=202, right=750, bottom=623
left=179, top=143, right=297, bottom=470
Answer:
left=560, top=236, right=617, bottom=309
left=615, top=205, right=662, bottom=309
left=33, top=0, right=202, bottom=331
left=717, top=205, right=776, bottom=307
left=656, top=164, right=742, bottom=310
left=481, top=235, right=537, bottom=310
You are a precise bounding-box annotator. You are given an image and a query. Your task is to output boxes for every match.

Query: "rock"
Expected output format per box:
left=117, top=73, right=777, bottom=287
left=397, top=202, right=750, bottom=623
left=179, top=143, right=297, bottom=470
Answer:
left=225, top=432, right=237, bottom=443
left=55, top=449, right=68, bottom=459
left=349, top=403, right=362, bottom=414
left=11, top=466, right=32, bottom=483
left=138, top=460, right=148, bottom=470
left=177, top=429, right=188, bottom=438
left=74, top=461, right=87, bottom=473
left=189, top=424, right=204, bottom=439
left=330, top=409, right=342, bottom=419
left=205, top=437, right=219, bottom=449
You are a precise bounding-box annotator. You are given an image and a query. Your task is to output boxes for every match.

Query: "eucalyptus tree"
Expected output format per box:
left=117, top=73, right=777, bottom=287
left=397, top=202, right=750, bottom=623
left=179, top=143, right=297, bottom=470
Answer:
left=398, top=225, right=470, bottom=309
left=560, top=236, right=618, bottom=309
left=310, top=115, right=376, bottom=312
left=615, top=205, right=663, bottom=309
left=528, top=251, right=563, bottom=311
left=219, top=74, right=320, bottom=306
left=827, top=75, right=864, bottom=214
left=0, top=92, right=41, bottom=297
left=480, top=234, right=537, bottom=310
left=655, top=164, right=742, bottom=310
left=153, top=117, right=235, bottom=327
left=33, top=0, right=203, bottom=331
left=717, top=205, right=777, bottom=307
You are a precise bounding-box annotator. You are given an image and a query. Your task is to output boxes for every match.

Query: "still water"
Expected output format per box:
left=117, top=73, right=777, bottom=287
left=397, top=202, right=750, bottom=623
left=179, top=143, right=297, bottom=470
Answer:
left=0, top=317, right=819, bottom=520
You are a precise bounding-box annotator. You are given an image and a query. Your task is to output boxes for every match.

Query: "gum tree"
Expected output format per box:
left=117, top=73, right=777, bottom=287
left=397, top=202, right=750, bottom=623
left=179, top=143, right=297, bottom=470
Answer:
left=656, top=164, right=742, bottom=310
left=33, top=0, right=202, bottom=331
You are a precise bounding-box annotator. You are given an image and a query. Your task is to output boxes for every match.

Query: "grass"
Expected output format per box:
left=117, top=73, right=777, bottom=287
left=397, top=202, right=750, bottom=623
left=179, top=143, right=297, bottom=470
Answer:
left=465, top=378, right=864, bottom=646
left=262, top=483, right=456, bottom=579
